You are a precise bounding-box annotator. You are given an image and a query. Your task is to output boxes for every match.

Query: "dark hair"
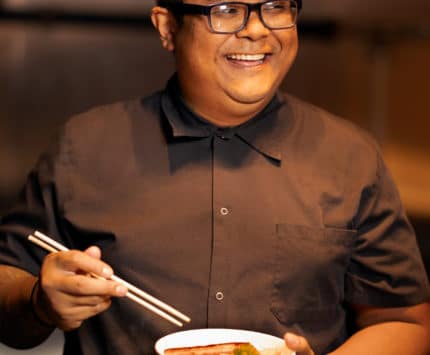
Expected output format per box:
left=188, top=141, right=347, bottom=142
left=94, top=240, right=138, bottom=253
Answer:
left=158, top=0, right=302, bottom=10
left=158, top=0, right=303, bottom=15
left=156, top=0, right=183, bottom=6
left=156, top=0, right=302, bottom=11
left=156, top=0, right=184, bottom=24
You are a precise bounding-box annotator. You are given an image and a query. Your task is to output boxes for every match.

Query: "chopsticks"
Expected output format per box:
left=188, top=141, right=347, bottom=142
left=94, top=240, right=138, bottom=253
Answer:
left=28, top=230, right=191, bottom=327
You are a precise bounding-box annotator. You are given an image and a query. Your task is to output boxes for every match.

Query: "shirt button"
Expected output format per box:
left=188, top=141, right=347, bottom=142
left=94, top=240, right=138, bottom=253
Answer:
left=216, top=132, right=230, bottom=140
left=215, top=292, right=224, bottom=301
left=220, top=207, right=229, bottom=216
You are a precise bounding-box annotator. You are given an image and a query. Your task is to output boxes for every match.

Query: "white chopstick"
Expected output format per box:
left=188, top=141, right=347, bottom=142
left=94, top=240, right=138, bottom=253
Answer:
left=28, top=230, right=191, bottom=327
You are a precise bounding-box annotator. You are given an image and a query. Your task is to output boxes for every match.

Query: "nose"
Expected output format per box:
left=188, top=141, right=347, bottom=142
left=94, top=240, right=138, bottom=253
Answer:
left=236, top=10, right=270, bottom=40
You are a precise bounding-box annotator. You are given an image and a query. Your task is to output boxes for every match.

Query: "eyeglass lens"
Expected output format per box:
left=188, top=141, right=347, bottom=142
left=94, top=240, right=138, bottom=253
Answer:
left=209, top=0, right=297, bottom=34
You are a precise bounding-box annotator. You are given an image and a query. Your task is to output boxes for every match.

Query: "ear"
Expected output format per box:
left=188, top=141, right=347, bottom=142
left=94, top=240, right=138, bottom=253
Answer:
left=151, top=6, right=178, bottom=52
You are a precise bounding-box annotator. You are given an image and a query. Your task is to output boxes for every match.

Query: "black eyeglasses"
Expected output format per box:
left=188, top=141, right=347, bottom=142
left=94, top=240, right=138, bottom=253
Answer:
left=159, top=0, right=301, bottom=34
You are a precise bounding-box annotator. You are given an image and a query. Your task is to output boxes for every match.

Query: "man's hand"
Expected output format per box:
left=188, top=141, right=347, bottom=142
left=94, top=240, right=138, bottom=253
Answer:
left=34, top=246, right=128, bottom=331
left=284, top=332, right=315, bottom=355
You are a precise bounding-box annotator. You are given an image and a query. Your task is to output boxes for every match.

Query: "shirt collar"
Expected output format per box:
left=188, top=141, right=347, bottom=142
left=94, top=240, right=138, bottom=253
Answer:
left=161, top=74, right=289, bottom=162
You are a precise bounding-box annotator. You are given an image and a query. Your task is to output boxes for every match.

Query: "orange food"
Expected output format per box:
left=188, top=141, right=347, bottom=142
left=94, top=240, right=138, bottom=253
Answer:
left=165, top=342, right=260, bottom=354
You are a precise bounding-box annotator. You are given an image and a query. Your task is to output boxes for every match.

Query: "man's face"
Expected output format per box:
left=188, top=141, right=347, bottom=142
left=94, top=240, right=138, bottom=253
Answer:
left=172, top=0, right=299, bottom=124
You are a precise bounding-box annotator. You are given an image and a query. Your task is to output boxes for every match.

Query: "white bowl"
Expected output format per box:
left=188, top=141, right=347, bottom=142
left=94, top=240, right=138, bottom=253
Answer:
left=155, top=328, right=285, bottom=354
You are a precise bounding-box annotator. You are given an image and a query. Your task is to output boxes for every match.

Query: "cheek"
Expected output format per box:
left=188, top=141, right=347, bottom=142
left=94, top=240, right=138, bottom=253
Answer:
left=177, top=35, right=224, bottom=77
left=280, top=32, right=299, bottom=60
left=271, top=35, right=298, bottom=79
left=194, top=41, right=227, bottom=80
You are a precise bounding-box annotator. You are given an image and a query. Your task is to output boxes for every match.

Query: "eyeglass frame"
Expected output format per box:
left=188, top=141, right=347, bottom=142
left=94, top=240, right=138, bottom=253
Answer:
left=157, top=0, right=302, bottom=34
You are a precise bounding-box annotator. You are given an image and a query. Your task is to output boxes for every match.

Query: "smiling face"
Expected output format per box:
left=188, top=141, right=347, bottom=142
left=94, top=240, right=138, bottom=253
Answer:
left=152, top=0, right=299, bottom=126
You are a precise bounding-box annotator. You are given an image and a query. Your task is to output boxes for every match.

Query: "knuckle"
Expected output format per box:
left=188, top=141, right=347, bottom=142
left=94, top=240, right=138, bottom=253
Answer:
left=99, top=299, right=111, bottom=312
left=90, top=296, right=105, bottom=306
left=42, top=252, right=55, bottom=265
left=39, top=274, right=55, bottom=290
left=69, top=250, right=81, bottom=264
left=95, top=303, right=104, bottom=312
left=74, top=276, right=87, bottom=292
left=111, top=283, right=119, bottom=295
left=86, top=296, right=98, bottom=305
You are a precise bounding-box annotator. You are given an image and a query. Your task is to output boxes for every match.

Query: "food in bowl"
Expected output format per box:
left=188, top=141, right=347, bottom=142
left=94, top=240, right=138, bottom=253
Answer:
left=155, top=328, right=288, bottom=355
left=165, top=342, right=260, bottom=354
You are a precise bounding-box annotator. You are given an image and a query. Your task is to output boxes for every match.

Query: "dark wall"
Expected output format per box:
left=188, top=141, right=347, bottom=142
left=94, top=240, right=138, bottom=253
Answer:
left=0, top=21, right=175, bottom=211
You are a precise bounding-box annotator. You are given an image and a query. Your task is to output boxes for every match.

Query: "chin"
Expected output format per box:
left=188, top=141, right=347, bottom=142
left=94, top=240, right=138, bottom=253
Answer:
left=224, top=79, right=278, bottom=103
left=227, top=89, right=273, bottom=105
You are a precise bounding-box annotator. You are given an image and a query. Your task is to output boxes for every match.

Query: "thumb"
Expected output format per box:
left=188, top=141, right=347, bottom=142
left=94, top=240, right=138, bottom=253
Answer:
left=284, top=332, right=315, bottom=355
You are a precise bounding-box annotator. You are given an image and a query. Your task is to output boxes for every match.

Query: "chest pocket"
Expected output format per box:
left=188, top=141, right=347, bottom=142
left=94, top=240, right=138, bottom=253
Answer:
left=270, top=224, right=356, bottom=325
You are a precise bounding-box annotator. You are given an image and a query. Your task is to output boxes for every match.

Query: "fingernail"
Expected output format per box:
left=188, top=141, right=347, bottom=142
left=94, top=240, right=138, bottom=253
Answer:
left=116, top=285, right=127, bottom=295
left=102, top=267, right=112, bottom=278
left=286, top=333, right=299, bottom=346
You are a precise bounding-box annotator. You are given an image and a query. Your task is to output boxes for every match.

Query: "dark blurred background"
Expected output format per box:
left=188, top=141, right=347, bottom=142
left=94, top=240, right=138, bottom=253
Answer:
left=0, top=0, right=429, bottom=353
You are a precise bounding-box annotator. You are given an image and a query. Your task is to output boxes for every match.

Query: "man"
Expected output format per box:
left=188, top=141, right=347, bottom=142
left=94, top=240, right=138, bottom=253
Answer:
left=0, top=0, right=429, bottom=354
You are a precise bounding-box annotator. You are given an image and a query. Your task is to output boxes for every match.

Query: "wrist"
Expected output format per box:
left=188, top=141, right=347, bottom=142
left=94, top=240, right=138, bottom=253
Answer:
left=29, top=278, right=55, bottom=329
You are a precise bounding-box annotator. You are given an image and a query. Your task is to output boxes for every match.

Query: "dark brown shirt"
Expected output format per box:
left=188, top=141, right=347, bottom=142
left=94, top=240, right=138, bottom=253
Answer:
left=1, top=76, right=429, bottom=354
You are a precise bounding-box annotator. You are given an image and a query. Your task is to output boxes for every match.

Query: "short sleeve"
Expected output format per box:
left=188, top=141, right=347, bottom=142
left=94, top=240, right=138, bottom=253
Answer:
left=0, top=141, right=64, bottom=275
left=345, top=150, right=430, bottom=306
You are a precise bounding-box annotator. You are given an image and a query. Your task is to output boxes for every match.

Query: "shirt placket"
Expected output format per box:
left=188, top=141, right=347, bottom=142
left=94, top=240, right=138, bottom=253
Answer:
left=207, top=135, right=233, bottom=326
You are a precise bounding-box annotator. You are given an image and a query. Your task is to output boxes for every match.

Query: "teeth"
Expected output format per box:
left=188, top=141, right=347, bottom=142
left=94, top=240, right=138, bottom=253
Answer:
left=227, top=54, right=266, bottom=61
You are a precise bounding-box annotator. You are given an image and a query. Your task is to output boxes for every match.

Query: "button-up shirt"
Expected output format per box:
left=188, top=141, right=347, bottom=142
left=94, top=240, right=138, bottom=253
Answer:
left=1, top=75, right=429, bottom=355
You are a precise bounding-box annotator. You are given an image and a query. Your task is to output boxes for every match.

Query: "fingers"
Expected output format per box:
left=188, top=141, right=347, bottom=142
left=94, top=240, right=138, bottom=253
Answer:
left=84, top=245, right=102, bottom=259
left=55, top=300, right=112, bottom=331
left=41, top=248, right=128, bottom=297
left=62, top=293, right=111, bottom=307
left=48, top=249, right=113, bottom=279
left=36, top=247, right=128, bottom=331
left=284, top=333, right=315, bottom=355
left=53, top=273, right=127, bottom=297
